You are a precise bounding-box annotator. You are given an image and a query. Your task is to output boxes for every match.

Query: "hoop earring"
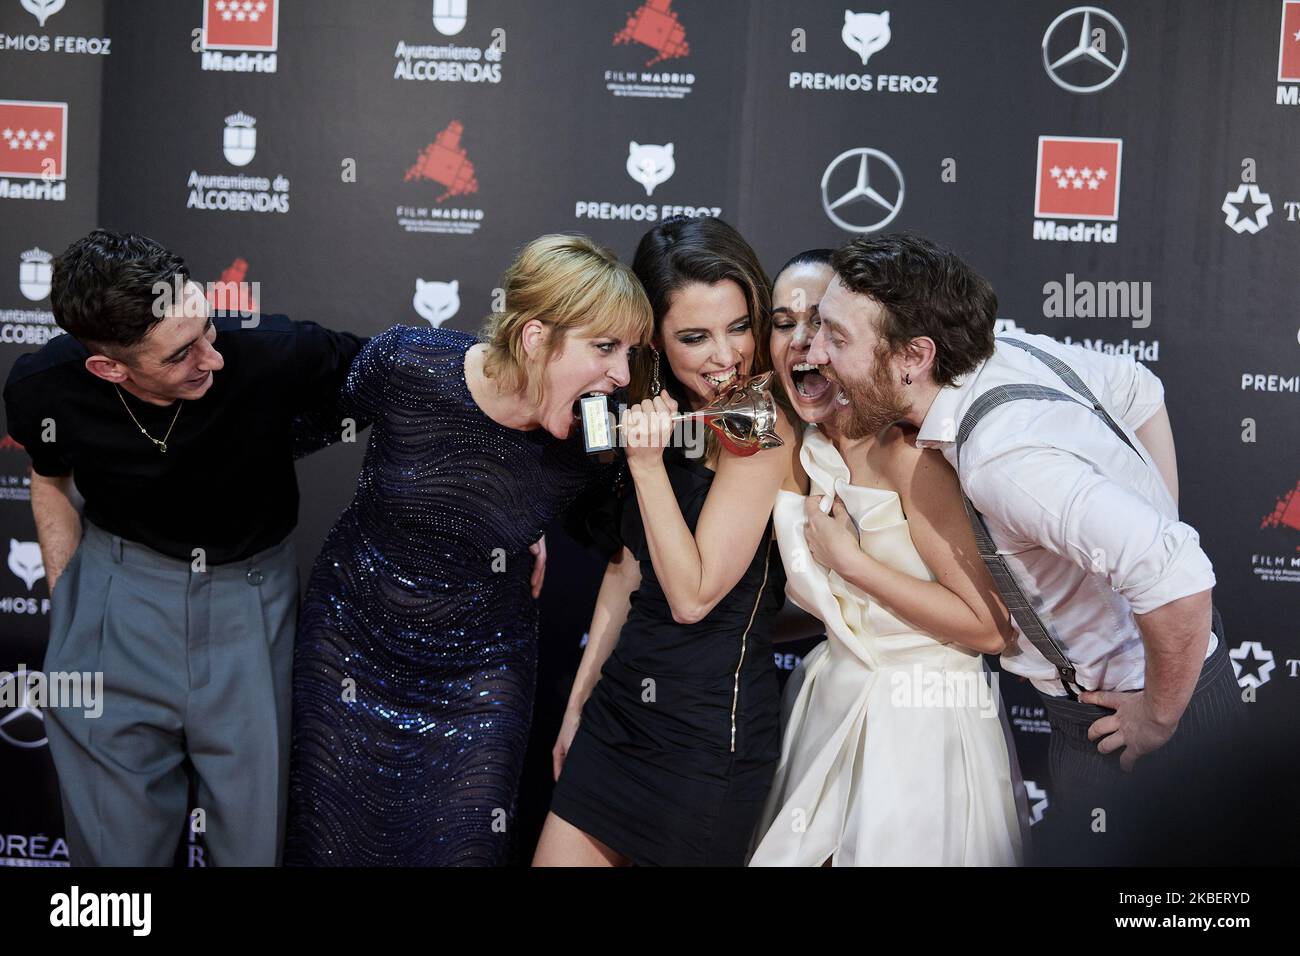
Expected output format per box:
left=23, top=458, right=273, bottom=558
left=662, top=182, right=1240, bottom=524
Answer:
left=902, top=372, right=912, bottom=386
left=650, top=347, right=662, bottom=395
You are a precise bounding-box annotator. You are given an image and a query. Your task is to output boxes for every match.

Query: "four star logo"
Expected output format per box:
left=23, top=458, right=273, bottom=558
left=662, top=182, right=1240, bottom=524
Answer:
left=1222, top=184, right=1273, bottom=234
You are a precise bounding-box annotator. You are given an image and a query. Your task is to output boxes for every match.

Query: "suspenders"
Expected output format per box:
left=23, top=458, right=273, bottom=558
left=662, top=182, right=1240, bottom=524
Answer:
left=955, top=337, right=1146, bottom=700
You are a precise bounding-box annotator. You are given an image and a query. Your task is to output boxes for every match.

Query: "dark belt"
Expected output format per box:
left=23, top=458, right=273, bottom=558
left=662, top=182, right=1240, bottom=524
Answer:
left=1037, top=622, right=1231, bottom=729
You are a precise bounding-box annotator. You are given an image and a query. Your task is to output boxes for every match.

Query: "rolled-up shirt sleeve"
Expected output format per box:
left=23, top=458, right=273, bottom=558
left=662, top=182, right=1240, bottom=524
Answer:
left=966, top=445, right=1215, bottom=615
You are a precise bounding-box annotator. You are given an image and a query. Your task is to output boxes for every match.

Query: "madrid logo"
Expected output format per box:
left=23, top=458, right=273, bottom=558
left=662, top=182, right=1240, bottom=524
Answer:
left=1278, top=0, right=1300, bottom=103
left=0, top=99, right=67, bottom=182
left=18, top=247, right=52, bottom=301
left=820, top=147, right=904, bottom=233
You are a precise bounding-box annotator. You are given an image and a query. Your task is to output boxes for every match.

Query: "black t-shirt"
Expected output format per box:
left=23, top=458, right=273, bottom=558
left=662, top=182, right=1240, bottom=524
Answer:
left=3, top=313, right=365, bottom=565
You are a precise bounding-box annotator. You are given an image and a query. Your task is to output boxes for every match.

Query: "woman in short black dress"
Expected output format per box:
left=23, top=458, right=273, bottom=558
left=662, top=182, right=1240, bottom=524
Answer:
left=533, top=216, right=798, bottom=866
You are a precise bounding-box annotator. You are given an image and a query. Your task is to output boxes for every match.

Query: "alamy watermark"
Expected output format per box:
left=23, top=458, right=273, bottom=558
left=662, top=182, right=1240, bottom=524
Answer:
left=0, top=664, right=102, bottom=718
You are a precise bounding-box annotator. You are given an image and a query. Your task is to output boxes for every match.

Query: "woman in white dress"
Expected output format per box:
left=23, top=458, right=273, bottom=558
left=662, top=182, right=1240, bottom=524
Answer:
left=749, top=250, right=1027, bottom=867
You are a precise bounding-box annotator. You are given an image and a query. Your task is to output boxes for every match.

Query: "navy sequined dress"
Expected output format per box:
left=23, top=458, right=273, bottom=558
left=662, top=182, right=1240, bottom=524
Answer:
left=285, top=325, right=609, bottom=866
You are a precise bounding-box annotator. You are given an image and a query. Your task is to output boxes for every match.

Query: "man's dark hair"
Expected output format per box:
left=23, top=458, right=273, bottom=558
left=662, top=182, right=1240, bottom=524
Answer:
left=50, top=228, right=189, bottom=352
left=830, top=233, right=997, bottom=387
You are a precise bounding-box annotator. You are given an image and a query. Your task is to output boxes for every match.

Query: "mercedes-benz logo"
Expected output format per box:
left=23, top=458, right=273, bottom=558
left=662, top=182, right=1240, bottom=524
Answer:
left=0, top=670, right=46, bottom=749
left=820, top=148, right=904, bottom=234
left=1042, top=6, right=1128, bottom=93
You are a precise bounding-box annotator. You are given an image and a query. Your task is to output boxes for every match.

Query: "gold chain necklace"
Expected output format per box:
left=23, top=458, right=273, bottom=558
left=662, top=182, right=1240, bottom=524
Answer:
left=115, top=385, right=183, bottom=454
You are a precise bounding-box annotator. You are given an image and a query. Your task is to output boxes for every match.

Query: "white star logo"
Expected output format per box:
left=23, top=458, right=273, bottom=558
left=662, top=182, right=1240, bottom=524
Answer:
left=1229, top=640, right=1275, bottom=688
left=1222, top=183, right=1273, bottom=235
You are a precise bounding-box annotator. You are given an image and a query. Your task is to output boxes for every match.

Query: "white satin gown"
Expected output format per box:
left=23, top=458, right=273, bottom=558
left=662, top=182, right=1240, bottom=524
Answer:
left=749, top=427, right=1026, bottom=866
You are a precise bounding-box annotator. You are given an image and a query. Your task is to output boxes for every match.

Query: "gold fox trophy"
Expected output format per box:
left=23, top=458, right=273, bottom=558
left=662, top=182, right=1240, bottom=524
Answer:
left=580, top=371, right=784, bottom=458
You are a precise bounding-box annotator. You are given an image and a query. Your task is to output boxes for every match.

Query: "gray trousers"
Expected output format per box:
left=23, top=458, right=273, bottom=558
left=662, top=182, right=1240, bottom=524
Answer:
left=1035, top=628, right=1247, bottom=864
left=43, top=521, right=297, bottom=866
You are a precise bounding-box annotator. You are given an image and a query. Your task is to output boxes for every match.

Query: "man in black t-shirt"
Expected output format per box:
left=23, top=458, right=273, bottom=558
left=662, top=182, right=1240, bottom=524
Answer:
left=2, top=228, right=365, bottom=866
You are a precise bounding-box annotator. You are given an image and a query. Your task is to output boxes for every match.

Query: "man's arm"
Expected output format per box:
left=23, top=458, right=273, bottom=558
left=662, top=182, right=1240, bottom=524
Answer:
left=31, top=470, right=81, bottom=595
left=968, top=440, right=1216, bottom=768
left=1134, top=403, right=1178, bottom=506
left=287, top=321, right=371, bottom=457
left=1134, top=588, right=1212, bottom=724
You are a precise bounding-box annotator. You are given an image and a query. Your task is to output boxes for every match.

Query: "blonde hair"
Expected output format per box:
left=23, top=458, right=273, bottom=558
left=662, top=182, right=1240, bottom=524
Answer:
left=481, top=234, right=653, bottom=406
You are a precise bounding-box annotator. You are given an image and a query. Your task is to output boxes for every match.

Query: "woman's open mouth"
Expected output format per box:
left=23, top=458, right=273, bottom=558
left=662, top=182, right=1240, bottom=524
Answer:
left=790, top=361, right=831, bottom=401
left=702, top=366, right=737, bottom=392
left=572, top=388, right=612, bottom=420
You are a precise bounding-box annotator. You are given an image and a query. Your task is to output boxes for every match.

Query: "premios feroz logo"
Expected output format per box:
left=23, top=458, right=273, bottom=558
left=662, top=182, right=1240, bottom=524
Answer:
left=790, top=8, right=939, bottom=95
left=575, top=139, right=721, bottom=224
left=5, top=0, right=112, bottom=56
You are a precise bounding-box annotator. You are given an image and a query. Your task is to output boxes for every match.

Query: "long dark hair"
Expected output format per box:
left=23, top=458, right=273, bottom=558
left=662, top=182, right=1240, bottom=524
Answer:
left=628, top=216, right=775, bottom=411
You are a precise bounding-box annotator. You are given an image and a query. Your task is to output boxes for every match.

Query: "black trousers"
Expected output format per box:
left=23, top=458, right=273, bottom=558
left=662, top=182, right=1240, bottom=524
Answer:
left=1033, top=623, right=1250, bottom=865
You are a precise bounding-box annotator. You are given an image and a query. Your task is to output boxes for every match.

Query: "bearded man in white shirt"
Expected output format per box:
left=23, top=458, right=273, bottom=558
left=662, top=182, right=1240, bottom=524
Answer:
left=807, top=233, right=1245, bottom=865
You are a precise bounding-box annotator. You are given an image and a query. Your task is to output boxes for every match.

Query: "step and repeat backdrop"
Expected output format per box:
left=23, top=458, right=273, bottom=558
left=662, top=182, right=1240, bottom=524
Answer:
left=0, top=0, right=1297, bottom=866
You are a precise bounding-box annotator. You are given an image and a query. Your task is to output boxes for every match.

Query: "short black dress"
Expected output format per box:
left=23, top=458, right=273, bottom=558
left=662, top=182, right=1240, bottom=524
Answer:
left=551, top=448, right=785, bottom=866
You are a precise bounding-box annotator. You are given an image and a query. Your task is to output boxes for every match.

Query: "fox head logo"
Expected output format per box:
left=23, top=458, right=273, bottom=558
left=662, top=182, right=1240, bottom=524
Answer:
left=842, top=10, right=891, bottom=66
left=8, top=539, right=44, bottom=591
left=627, top=141, right=674, bottom=197
left=413, top=279, right=460, bottom=327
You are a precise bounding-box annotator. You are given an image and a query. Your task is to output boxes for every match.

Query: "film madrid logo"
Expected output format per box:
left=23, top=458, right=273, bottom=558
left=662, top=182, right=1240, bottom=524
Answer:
left=606, top=0, right=696, bottom=100
left=4, top=0, right=112, bottom=55
left=197, top=0, right=278, bottom=73
left=1032, top=135, right=1121, bottom=243
left=394, top=0, right=506, bottom=84
left=1254, top=479, right=1300, bottom=585
left=398, top=120, right=484, bottom=236
left=186, top=111, right=290, bottom=214
left=0, top=99, right=66, bottom=202
left=789, top=9, right=939, bottom=95
left=575, top=140, right=722, bottom=223
left=1277, top=1, right=1300, bottom=105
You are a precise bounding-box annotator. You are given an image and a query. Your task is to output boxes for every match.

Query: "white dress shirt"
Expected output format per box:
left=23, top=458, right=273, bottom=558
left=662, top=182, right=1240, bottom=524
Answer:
left=916, top=332, right=1217, bottom=696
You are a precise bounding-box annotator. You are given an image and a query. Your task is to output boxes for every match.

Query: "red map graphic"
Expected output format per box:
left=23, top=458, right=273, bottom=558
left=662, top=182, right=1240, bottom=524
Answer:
left=208, top=257, right=258, bottom=314
left=1261, top=480, right=1300, bottom=538
left=404, top=120, right=479, bottom=203
left=614, top=0, right=690, bottom=67
left=0, top=434, right=23, bottom=451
